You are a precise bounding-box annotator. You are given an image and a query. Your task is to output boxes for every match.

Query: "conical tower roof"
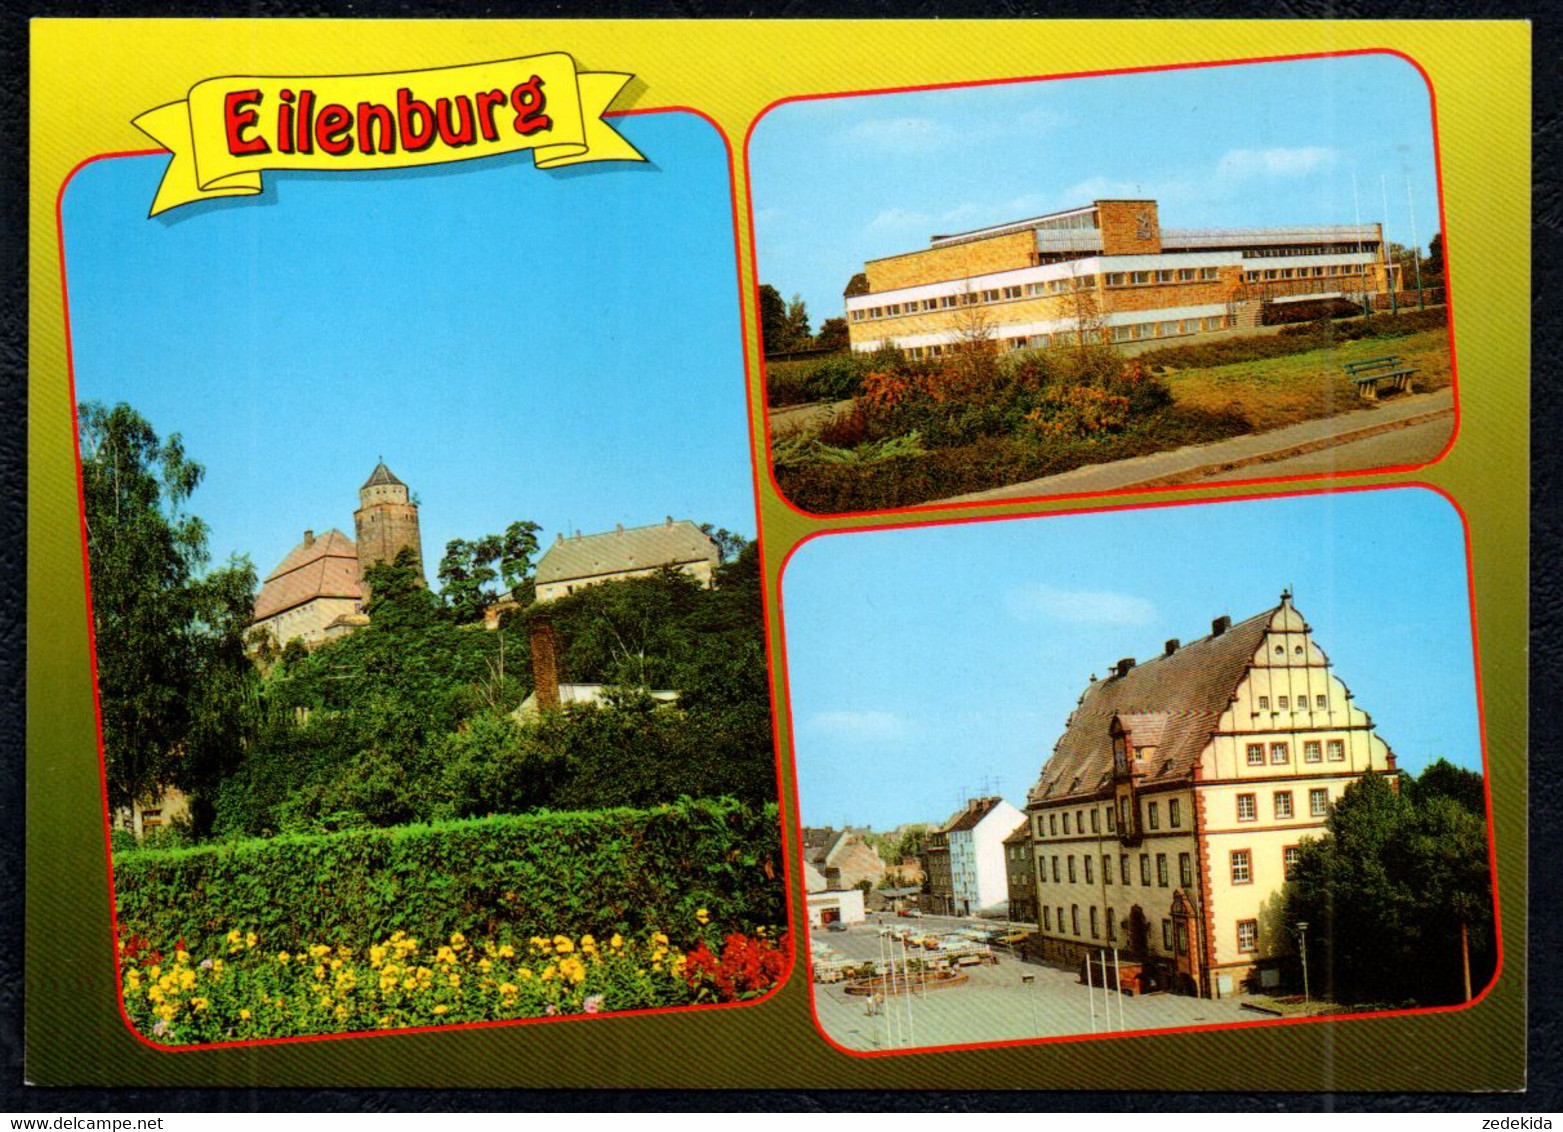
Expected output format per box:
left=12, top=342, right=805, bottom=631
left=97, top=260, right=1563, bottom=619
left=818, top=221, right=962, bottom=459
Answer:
left=361, top=459, right=404, bottom=490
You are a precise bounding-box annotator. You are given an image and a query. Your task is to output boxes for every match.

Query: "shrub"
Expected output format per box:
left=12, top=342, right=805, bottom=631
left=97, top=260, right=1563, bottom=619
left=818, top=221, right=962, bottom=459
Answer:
left=113, top=798, right=785, bottom=957
left=764, top=352, right=876, bottom=407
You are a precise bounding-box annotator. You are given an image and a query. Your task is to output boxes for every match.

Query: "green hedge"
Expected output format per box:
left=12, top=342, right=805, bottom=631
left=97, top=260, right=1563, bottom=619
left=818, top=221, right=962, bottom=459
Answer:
left=114, top=798, right=784, bottom=955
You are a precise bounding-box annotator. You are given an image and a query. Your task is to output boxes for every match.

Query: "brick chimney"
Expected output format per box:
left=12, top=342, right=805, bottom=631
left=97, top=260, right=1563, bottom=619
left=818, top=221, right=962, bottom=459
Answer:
left=1164, top=639, right=1180, bottom=656
left=304, top=529, right=315, bottom=547
left=1115, top=657, right=1136, bottom=678
left=531, top=622, right=560, bottom=711
left=1212, top=615, right=1231, bottom=636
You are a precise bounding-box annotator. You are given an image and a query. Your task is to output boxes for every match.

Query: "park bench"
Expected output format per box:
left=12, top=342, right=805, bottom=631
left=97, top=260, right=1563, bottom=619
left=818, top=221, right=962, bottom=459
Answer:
left=1342, top=355, right=1418, bottom=401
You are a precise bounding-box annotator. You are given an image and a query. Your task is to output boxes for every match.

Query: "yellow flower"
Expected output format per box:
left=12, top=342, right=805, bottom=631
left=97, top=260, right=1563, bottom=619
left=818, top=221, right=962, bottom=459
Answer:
left=499, top=982, right=519, bottom=996
left=149, top=965, right=162, bottom=979
left=403, top=977, right=418, bottom=990
left=432, top=1004, right=448, bottom=1015
left=157, top=1004, right=176, bottom=1021
left=449, top=932, right=467, bottom=950
left=191, top=997, right=208, bottom=1012
left=552, top=935, right=574, bottom=955
left=178, top=969, right=197, bottom=991
left=310, top=944, right=331, bottom=959
left=226, top=930, right=242, bottom=945
left=652, top=932, right=669, bottom=946
left=447, top=973, right=461, bottom=988
left=277, top=952, right=291, bottom=964
left=245, top=932, right=258, bottom=949
left=519, top=968, right=533, bottom=981
left=497, top=944, right=515, bottom=959
left=175, top=950, right=191, bottom=965
left=126, top=971, right=141, bottom=990
left=147, top=987, right=164, bottom=1004
left=369, top=945, right=388, bottom=967
left=239, top=1009, right=252, bottom=1020
left=314, top=964, right=327, bottom=981
left=610, top=933, right=624, bottom=950
left=695, top=908, right=710, bottom=925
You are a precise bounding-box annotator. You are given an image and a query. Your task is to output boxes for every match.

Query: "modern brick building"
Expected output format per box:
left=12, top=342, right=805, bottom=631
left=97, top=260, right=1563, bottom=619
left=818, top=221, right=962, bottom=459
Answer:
left=845, top=199, right=1398, bottom=358
left=1024, top=592, right=1396, bottom=997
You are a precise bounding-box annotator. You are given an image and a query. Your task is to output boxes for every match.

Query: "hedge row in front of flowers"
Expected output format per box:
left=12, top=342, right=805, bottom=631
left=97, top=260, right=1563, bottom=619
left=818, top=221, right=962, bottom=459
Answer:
left=113, top=798, right=784, bottom=956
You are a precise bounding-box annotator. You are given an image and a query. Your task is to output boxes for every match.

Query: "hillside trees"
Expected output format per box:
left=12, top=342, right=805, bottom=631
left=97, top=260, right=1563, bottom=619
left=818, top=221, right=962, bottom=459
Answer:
left=79, top=401, right=260, bottom=828
left=438, top=519, right=542, bottom=623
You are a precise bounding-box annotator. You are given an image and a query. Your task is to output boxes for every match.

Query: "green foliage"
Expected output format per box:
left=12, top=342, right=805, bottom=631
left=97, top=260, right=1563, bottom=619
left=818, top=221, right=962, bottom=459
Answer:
left=438, top=520, right=541, bottom=623
left=78, top=402, right=260, bottom=822
left=114, top=798, right=785, bottom=956
left=1285, top=768, right=1495, bottom=1007
left=757, top=283, right=789, bottom=354
left=1405, top=757, right=1487, bottom=819
left=766, top=352, right=880, bottom=407
left=1136, top=307, right=1448, bottom=371
left=814, top=317, right=850, bottom=352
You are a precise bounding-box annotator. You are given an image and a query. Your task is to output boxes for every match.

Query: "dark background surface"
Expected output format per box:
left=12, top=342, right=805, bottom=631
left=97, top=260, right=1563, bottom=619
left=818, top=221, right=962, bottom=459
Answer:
left=1, top=0, right=1556, bottom=1113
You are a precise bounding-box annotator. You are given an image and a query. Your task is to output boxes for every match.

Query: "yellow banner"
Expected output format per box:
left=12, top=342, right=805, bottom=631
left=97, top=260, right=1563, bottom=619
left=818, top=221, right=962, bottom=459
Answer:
left=132, top=54, right=644, bottom=215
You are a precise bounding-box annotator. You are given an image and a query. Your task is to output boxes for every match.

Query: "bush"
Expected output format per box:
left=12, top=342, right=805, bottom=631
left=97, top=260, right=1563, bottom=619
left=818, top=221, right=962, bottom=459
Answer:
left=765, top=352, right=876, bottom=407
left=114, top=798, right=784, bottom=957
left=1138, top=307, right=1448, bottom=370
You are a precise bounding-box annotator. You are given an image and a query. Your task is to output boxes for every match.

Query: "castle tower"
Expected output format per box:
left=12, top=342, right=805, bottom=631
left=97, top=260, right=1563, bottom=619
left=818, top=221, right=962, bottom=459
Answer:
left=354, top=460, right=425, bottom=598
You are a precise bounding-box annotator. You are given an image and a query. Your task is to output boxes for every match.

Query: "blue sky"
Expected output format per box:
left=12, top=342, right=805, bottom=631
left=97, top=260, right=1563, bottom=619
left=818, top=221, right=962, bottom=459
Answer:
left=750, top=53, right=1442, bottom=325
left=782, top=489, right=1482, bottom=831
left=62, top=112, right=755, bottom=585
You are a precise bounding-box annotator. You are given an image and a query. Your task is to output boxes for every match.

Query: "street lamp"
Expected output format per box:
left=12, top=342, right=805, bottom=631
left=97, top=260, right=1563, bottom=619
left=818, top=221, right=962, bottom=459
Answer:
left=1020, top=972, right=1039, bottom=1037
left=1296, top=921, right=1311, bottom=1009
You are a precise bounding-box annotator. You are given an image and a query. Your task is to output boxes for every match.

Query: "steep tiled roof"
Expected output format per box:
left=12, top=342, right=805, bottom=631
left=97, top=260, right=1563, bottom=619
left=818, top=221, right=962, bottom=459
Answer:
left=1029, top=607, right=1276, bottom=804
left=1002, top=819, right=1031, bottom=845
left=942, top=797, right=1004, bottom=834
left=361, top=461, right=404, bottom=489
left=536, top=519, right=717, bottom=585
left=252, top=529, right=361, bottom=621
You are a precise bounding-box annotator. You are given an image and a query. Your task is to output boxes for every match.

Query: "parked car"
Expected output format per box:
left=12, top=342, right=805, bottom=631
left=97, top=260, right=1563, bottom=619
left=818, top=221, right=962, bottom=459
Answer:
left=826, top=921, right=849, bottom=933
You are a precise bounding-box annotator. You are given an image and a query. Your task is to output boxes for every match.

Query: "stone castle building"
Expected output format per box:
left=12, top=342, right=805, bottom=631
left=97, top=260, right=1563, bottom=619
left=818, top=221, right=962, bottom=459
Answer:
left=250, top=460, right=426, bottom=647
left=845, top=198, right=1400, bottom=358
left=533, top=518, right=719, bottom=603
left=1023, top=592, right=1395, bottom=998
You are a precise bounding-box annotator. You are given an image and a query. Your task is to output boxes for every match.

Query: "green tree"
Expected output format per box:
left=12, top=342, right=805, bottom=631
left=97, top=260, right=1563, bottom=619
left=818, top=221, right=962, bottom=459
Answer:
left=814, top=317, right=849, bottom=353
left=438, top=520, right=541, bottom=623
left=79, top=402, right=259, bottom=823
left=1406, top=757, right=1485, bottom=819
left=1424, top=233, right=1444, bottom=281
left=758, top=284, right=789, bottom=354
left=784, top=293, right=813, bottom=349
left=1285, top=768, right=1494, bottom=1007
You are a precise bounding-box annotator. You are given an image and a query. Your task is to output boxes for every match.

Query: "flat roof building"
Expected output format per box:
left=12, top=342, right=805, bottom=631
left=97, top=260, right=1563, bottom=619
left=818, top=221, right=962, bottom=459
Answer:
left=846, top=199, right=1398, bottom=358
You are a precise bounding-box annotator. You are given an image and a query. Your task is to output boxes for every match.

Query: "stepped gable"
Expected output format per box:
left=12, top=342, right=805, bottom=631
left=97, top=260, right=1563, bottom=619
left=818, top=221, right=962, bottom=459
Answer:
left=252, top=529, right=361, bottom=621
left=1028, top=606, right=1276, bottom=804
left=536, top=519, right=717, bottom=585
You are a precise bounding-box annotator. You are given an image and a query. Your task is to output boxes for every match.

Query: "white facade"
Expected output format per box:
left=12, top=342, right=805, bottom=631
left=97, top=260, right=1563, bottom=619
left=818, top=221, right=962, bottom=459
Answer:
left=948, top=799, right=1025, bottom=915
left=806, top=888, right=866, bottom=927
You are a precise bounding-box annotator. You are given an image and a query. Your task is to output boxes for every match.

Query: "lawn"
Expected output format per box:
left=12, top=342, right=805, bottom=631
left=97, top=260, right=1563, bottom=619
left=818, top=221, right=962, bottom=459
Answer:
left=1158, top=327, right=1453, bottom=433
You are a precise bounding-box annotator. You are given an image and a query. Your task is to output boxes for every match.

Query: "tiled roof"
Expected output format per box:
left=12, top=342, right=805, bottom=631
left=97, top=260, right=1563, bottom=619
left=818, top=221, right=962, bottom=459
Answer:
left=1028, top=606, right=1276, bottom=805
left=361, top=461, right=404, bottom=489
left=536, top=519, right=717, bottom=585
left=252, top=529, right=361, bottom=621
left=1002, top=819, right=1031, bottom=845
left=942, top=797, right=1004, bottom=834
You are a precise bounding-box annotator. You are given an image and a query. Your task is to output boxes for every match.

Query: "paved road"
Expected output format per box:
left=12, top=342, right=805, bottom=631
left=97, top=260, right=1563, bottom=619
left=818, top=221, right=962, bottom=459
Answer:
left=810, top=920, right=1257, bottom=1052
left=1195, top=414, right=1455, bottom=483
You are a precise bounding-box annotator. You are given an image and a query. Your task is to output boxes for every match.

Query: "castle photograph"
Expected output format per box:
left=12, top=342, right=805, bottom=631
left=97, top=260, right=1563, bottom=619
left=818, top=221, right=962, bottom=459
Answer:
left=751, top=53, right=1453, bottom=514
left=63, top=107, right=786, bottom=1045
left=783, top=489, right=1493, bottom=1051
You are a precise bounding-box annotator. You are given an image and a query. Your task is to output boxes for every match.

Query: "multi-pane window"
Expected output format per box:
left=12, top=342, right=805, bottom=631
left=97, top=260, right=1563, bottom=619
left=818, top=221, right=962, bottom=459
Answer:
left=1063, top=813, right=1072, bottom=835
left=1327, top=739, right=1346, bottom=761
left=1278, top=696, right=1288, bottom=710
left=1274, top=791, right=1294, bottom=819
left=1247, top=743, right=1266, bottom=766
left=1271, top=742, right=1290, bottom=764
left=1175, top=921, right=1189, bottom=955
left=1304, top=740, right=1322, bottom=763
left=1156, top=854, right=1169, bottom=887
left=1091, top=809, right=1100, bottom=833
left=1106, top=805, right=1116, bottom=832
left=1084, top=856, right=1094, bottom=884
left=1052, top=856, right=1060, bottom=883
left=1179, top=852, right=1193, bottom=888
left=1316, top=694, right=1328, bottom=710
left=1162, top=920, right=1174, bottom=951
left=1071, top=906, right=1080, bottom=935
left=1237, top=794, right=1257, bottom=822
left=1121, top=854, right=1131, bottom=885
left=1106, top=907, right=1116, bottom=941
left=1237, top=920, right=1258, bottom=953
left=1050, top=814, right=1058, bottom=836
left=1043, top=907, right=1052, bottom=930
left=1231, top=850, right=1252, bottom=884
left=1309, top=788, right=1330, bottom=817
left=1102, top=855, right=1113, bottom=885
left=1258, top=696, right=1270, bottom=710
left=1077, top=809, right=1085, bottom=832
left=1148, top=801, right=1160, bottom=830
left=1283, top=846, right=1301, bottom=879
left=1067, top=856, right=1077, bottom=884
left=1140, top=855, right=1151, bottom=886
left=1169, top=799, right=1182, bottom=828
left=1090, top=907, right=1100, bottom=938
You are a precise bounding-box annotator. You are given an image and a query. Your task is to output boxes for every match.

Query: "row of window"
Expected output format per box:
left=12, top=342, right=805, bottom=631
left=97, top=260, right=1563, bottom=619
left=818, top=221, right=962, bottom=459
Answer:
left=1236, top=787, right=1332, bottom=822
left=1041, top=850, right=1196, bottom=891
left=1042, top=903, right=1260, bottom=955
left=1244, top=739, right=1347, bottom=766
left=1036, top=795, right=1187, bottom=841
left=1254, top=692, right=1329, bottom=712
left=1103, top=267, right=1221, bottom=288
left=1231, top=845, right=1304, bottom=884
left=1244, top=243, right=1375, bottom=258
left=1243, top=264, right=1368, bottom=282
left=1108, top=315, right=1230, bottom=344
left=849, top=276, right=1102, bottom=322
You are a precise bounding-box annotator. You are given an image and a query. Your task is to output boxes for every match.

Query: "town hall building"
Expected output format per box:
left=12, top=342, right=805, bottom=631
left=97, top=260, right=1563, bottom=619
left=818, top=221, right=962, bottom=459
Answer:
left=1023, top=592, right=1396, bottom=997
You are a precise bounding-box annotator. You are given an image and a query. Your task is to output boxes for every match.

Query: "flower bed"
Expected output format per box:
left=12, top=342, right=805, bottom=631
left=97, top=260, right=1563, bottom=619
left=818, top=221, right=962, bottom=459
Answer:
left=118, top=920, right=789, bottom=1045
